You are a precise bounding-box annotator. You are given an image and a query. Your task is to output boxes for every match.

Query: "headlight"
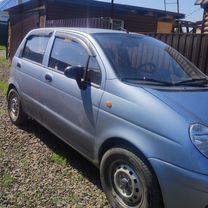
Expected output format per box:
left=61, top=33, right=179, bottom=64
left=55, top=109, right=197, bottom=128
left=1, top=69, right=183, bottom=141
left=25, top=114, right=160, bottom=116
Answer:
left=190, top=123, right=208, bottom=158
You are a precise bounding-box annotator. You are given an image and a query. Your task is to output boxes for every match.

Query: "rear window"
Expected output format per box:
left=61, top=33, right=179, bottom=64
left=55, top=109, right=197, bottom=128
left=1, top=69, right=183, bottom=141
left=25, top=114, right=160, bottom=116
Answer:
left=22, top=35, right=50, bottom=64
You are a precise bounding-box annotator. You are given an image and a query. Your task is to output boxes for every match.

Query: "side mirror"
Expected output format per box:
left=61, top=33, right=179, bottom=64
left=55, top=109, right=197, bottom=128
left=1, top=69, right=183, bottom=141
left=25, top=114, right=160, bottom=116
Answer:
left=64, top=66, right=85, bottom=89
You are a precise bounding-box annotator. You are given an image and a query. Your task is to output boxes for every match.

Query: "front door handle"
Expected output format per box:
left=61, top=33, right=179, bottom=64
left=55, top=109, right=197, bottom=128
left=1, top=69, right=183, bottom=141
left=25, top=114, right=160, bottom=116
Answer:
left=45, top=74, right=53, bottom=82
left=17, top=63, right=21, bottom=68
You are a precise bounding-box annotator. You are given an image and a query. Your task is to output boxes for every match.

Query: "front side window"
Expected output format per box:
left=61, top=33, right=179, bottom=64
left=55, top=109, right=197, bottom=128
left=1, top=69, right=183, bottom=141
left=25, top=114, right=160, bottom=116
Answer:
left=86, top=56, right=101, bottom=85
left=49, top=37, right=89, bottom=72
left=22, top=36, right=50, bottom=64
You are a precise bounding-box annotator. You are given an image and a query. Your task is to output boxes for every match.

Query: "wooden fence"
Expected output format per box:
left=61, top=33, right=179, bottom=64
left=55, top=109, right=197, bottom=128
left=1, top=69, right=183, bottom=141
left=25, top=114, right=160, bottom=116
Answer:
left=147, top=33, right=208, bottom=74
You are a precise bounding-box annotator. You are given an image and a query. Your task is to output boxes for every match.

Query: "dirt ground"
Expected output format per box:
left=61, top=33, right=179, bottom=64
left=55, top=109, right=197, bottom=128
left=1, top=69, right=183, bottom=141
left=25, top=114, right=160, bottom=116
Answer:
left=0, top=51, right=109, bottom=208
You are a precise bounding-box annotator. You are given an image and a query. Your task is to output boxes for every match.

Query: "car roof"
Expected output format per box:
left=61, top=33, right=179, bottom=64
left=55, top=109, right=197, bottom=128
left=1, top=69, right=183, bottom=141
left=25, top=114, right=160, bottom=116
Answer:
left=29, top=27, right=165, bottom=47
left=29, top=27, right=140, bottom=36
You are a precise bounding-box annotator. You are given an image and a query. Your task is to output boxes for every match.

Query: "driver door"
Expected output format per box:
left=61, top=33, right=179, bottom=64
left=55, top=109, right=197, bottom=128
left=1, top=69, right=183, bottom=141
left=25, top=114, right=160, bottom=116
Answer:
left=39, top=32, right=104, bottom=159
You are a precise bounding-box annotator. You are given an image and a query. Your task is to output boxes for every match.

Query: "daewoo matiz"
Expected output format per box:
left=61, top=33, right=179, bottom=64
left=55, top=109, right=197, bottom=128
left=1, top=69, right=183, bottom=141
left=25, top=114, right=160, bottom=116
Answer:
left=7, top=28, right=208, bottom=208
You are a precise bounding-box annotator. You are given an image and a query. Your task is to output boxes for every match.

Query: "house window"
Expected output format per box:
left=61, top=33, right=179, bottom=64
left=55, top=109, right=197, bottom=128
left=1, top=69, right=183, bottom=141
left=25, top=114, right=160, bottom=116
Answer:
left=22, top=36, right=50, bottom=64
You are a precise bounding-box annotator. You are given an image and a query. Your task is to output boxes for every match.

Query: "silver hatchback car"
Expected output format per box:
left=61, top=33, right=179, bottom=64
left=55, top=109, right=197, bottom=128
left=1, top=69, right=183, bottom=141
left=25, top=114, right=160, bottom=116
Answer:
left=7, top=28, right=208, bottom=208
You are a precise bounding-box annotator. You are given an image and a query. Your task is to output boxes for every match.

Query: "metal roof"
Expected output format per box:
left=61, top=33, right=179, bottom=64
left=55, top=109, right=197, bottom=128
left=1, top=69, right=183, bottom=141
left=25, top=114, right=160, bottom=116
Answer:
left=6, top=0, right=185, bottom=19
left=0, top=0, right=30, bottom=11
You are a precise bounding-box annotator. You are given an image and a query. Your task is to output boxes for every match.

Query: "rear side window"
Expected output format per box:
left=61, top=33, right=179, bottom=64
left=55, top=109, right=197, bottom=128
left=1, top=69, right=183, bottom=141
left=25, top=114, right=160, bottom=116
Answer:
left=22, top=36, right=50, bottom=64
left=49, top=37, right=89, bottom=72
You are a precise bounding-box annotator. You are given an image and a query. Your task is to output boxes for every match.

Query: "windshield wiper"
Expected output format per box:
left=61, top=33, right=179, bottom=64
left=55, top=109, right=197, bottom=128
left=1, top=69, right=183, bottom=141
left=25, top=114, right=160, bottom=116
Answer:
left=122, top=78, right=172, bottom=86
left=175, top=78, right=208, bottom=86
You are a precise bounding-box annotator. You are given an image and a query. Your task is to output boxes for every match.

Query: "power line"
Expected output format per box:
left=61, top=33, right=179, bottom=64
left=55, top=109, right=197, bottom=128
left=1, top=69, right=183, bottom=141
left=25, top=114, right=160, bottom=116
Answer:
left=164, top=0, right=180, bottom=13
left=186, top=8, right=201, bottom=18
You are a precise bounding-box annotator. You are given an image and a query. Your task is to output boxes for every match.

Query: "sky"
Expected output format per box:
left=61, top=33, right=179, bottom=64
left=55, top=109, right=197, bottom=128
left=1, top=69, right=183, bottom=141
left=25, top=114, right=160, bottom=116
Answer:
left=97, top=0, right=203, bottom=22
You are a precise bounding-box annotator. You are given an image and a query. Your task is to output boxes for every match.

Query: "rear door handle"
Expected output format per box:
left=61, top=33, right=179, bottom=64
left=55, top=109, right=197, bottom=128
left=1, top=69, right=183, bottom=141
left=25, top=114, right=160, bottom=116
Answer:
left=17, top=63, right=21, bottom=68
left=45, top=74, right=53, bottom=82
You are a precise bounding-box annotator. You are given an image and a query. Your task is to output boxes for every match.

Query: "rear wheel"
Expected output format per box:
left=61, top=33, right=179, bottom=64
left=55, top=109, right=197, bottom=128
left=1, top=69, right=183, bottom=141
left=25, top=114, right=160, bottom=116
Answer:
left=7, top=89, right=27, bottom=125
left=100, top=148, right=163, bottom=208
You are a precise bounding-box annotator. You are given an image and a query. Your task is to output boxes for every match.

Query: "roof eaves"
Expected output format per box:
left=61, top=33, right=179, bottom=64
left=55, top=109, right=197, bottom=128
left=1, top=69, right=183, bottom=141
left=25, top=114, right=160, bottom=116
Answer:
left=6, top=0, right=185, bottom=19
left=49, top=0, right=185, bottom=19
left=6, top=0, right=45, bottom=12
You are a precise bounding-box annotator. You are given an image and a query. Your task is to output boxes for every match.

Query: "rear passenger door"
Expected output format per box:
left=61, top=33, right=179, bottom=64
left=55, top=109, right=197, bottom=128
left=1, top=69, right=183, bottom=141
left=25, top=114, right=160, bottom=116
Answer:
left=16, top=32, right=51, bottom=120
left=39, top=32, right=104, bottom=158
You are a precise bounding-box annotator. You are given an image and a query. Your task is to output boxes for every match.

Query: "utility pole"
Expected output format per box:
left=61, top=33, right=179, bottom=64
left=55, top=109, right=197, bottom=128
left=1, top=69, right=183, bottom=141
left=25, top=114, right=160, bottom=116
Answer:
left=177, top=0, right=180, bottom=13
left=164, top=0, right=167, bottom=11
left=111, top=0, right=114, bottom=18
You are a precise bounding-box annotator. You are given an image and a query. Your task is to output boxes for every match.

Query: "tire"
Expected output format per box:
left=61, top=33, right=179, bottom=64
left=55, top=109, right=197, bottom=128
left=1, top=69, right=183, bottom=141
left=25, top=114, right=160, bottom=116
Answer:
left=100, top=148, right=163, bottom=208
left=7, top=89, right=27, bottom=125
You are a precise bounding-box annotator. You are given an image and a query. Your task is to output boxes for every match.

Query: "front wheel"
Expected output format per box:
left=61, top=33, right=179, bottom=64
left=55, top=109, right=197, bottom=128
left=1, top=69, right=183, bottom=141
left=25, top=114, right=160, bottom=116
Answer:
left=7, top=89, right=27, bottom=125
left=100, top=148, right=163, bottom=208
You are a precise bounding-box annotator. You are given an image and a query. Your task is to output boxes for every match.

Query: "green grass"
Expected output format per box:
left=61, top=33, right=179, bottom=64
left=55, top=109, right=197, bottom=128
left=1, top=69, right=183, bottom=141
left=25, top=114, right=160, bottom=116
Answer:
left=65, top=193, right=80, bottom=203
left=0, top=150, right=5, bottom=159
left=0, top=81, right=8, bottom=96
left=51, top=153, right=67, bottom=167
left=0, top=56, right=11, bottom=68
left=35, top=191, right=43, bottom=201
left=0, top=173, right=15, bottom=188
left=0, top=45, right=6, bottom=51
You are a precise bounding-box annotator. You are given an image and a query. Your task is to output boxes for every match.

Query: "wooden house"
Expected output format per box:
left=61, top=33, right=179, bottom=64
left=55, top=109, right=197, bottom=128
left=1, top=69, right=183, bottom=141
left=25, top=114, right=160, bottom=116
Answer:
left=195, top=0, right=208, bottom=33
left=7, top=0, right=185, bottom=58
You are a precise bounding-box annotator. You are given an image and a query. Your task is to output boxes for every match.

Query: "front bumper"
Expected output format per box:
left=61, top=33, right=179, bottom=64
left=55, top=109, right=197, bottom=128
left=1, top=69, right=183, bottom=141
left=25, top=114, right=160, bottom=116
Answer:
left=149, top=158, right=208, bottom=208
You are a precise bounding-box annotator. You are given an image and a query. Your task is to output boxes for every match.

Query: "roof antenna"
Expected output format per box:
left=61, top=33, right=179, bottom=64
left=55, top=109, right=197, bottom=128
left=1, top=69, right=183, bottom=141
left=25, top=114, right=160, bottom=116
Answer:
left=120, top=27, right=129, bottom=33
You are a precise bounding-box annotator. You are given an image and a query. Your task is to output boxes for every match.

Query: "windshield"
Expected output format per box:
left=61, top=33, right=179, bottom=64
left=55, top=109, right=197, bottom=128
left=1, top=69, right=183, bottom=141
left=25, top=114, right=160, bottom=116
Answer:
left=93, top=33, right=207, bottom=86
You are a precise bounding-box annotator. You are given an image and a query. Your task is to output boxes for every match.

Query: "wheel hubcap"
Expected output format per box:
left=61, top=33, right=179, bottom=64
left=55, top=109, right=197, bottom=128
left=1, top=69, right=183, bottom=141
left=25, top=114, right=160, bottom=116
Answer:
left=9, top=95, right=19, bottom=121
left=113, top=164, right=142, bottom=205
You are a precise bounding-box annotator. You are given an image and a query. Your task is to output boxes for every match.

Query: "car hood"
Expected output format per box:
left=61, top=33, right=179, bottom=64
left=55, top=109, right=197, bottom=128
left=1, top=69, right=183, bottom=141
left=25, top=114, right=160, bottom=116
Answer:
left=145, top=88, right=208, bottom=124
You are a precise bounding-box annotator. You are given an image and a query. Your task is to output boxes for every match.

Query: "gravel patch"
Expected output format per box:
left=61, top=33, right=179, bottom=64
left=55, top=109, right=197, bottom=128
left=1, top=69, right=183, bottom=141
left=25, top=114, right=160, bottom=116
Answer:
left=0, top=52, right=109, bottom=207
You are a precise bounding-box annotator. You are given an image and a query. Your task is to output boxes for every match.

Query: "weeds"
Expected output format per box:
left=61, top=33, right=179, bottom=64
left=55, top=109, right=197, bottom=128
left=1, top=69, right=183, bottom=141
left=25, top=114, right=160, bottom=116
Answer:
left=0, top=172, right=15, bottom=188
left=0, top=56, right=11, bottom=68
left=51, top=153, right=67, bottom=167
left=0, top=150, right=5, bottom=159
left=0, top=81, right=8, bottom=96
left=0, top=45, right=6, bottom=51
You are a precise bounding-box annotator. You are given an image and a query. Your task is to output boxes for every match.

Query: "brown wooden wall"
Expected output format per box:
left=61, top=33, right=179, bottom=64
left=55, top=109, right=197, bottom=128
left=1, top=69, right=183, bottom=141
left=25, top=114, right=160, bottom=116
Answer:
left=46, top=4, right=158, bottom=33
left=148, top=33, right=208, bottom=74
left=9, top=13, right=40, bottom=58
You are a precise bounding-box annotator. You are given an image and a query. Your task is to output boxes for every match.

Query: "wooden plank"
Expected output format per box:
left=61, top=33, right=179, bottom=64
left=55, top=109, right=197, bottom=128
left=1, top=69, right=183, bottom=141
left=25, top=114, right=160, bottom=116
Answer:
left=198, top=35, right=208, bottom=73
left=178, top=34, right=186, bottom=55
left=191, top=35, right=202, bottom=66
left=146, top=33, right=208, bottom=74
left=184, top=35, right=194, bottom=60
left=166, top=34, right=173, bottom=46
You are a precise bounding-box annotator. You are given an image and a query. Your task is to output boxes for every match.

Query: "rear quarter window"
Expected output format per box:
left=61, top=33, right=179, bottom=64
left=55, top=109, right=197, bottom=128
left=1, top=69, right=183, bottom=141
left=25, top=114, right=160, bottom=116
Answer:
left=22, top=35, right=50, bottom=64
